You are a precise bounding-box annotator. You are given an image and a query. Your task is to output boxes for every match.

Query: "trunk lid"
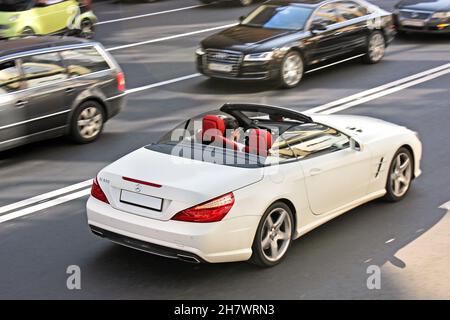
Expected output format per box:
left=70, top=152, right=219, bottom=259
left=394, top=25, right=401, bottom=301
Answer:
left=97, top=147, right=263, bottom=221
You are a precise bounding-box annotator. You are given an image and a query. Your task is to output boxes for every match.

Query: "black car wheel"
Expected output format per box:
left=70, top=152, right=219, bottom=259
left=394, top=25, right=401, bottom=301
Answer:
left=250, top=202, right=294, bottom=267
left=70, top=101, right=105, bottom=144
left=383, top=147, right=414, bottom=202
left=236, top=0, right=253, bottom=5
left=79, top=18, right=95, bottom=39
left=363, top=31, right=386, bottom=64
left=279, top=51, right=304, bottom=88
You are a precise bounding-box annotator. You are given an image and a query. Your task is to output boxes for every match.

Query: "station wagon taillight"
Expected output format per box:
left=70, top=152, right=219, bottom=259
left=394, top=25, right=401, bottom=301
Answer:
left=117, top=72, right=125, bottom=92
left=172, top=193, right=235, bottom=223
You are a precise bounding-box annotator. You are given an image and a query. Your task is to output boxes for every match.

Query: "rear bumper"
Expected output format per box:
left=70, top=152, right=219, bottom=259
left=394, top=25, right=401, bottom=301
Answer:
left=105, top=93, right=126, bottom=120
left=86, top=197, right=259, bottom=263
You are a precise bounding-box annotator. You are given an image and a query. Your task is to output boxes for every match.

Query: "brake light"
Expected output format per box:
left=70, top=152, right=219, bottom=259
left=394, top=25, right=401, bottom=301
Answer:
left=172, top=193, right=234, bottom=223
left=116, top=72, right=125, bottom=92
left=91, top=177, right=109, bottom=204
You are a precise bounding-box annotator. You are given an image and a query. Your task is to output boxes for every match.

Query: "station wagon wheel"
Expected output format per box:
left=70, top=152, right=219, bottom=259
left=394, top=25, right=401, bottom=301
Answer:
left=79, top=19, right=95, bottom=39
left=279, top=51, right=304, bottom=89
left=384, top=147, right=414, bottom=202
left=70, top=101, right=105, bottom=144
left=250, top=202, right=294, bottom=267
left=363, top=31, right=386, bottom=64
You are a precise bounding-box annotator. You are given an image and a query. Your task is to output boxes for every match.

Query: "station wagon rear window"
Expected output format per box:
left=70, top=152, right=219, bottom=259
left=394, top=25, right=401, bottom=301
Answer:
left=61, top=47, right=110, bottom=77
left=0, top=60, right=21, bottom=94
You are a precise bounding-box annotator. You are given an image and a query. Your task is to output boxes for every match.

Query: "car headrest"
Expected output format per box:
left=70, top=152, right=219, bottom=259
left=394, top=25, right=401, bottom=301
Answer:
left=246, top=129, right=273, bottom=156
left=202, top=115, right=225, bottom=141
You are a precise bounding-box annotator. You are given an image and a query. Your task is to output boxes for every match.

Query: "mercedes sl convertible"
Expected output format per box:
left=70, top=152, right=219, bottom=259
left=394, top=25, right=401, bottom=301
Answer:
left=86, top=104, right=422, bottom=267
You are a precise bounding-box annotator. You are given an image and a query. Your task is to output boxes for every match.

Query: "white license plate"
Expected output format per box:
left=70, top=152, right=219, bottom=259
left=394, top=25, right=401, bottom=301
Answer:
left=401, top=19, right=426, bottom=27
left=120, top=190, right=163, bottom=211
left=208, top=63, right=233, bottom=73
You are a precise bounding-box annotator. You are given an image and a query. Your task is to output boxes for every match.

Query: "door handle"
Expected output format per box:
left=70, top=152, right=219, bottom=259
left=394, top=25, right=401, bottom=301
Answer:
left=65, top=88, right=74, bottom=93
left=15, top=100, right=28, bottom=108
left=309, top=168, right=322, bottom=176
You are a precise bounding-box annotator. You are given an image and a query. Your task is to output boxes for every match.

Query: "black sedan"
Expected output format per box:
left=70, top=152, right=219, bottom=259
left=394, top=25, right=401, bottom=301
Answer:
left=196, top=0, right=396, bottom=88
left=394, top=0, right=450, bottom=34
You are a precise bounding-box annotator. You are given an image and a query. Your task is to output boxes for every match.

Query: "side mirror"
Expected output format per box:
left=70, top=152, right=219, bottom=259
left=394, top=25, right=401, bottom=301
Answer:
left=239, top=16, right=246, bottom=23
left=350, top=137, right=363, bottom=152
left=310, top=22, right=328, bottom=33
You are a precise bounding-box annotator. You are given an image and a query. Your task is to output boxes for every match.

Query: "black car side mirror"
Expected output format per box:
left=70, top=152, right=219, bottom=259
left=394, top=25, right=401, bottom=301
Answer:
left=310, top=22, right=328, bottom=33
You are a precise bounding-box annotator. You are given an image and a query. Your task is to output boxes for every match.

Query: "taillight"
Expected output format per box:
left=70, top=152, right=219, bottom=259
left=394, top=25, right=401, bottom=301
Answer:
left=116, top=72, right=125, bottom=92
left=172, top=193, right=234, bottom=223
left=91, top=177, right=109, bottom=204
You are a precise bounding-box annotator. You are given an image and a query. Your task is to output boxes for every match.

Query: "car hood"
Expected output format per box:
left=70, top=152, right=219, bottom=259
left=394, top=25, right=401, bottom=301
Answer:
left=97, top=147, right=263, bottom=221
left=201, top=25, right=295, bottom=52
left=397, top=0, right=450, bottom=12
left=311, top=114, right=411, bottom=144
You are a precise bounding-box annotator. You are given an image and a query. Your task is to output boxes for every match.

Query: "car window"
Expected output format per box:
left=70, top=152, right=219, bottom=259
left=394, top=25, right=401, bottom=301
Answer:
left=61, top=47, right=110, bottom=77
left=242, top=4, right=313, bottom=31
left=336, top=1, right=368, bottom=20
left=271, top=122, right=350, bottom=160
left=21, top=52, right=68, bottom=89
left=311, top=3, right=341, bottom=27
left=0, top=60, right=22, bottom=94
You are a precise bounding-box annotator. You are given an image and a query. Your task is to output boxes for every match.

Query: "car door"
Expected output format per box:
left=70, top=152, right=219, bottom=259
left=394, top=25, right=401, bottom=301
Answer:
left=333, top=1, right=370, bottom=52
left=0, top=59, right=30, bottom=150
left=305, top=3, right=350, bottom=63
left=18, top=51, right=71, bottom=138
left=35, top=0, right=72, bottom=34
left=282, top=122, right=372, bottom=215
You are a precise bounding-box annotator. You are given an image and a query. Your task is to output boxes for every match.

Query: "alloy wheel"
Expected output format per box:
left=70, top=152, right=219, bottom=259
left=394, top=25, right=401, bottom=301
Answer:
left=260, top=207, right=292, bottom=262
left=77, top=106, right=103, bottom=140
left=368, top=33, right=385, bottom=62
left=390, top=152, right=412, bottom=198
left=282, top=53, right=303, bottom=87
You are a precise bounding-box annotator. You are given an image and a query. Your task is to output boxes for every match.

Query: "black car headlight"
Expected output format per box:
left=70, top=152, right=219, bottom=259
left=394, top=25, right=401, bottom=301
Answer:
left=243, top=52, right=274, bottom=62
left=195, top=47, right=206, bottom=56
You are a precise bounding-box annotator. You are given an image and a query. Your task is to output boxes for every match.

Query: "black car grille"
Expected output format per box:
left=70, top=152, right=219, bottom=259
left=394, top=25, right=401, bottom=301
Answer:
left=399, top=10, right=432, bottom=20
left=205, top=49, right=243, bottom=76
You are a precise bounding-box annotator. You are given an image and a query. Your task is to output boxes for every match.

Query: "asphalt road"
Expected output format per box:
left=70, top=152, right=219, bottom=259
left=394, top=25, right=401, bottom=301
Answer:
left=0, top=0, right=449, bottom=299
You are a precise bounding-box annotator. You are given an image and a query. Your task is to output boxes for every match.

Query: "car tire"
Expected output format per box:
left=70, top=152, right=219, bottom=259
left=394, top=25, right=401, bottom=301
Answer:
left=21, top=27, right=35, bottom=37
left=236, top=0, right=253, bottom=6
left=362, top=31, right=386, bottom=64
left=79, top=18, right=95, bottom=39
left=250, top=202, right=294, bottom=267
left=278, top=51, right=304, bottom=89
left=383, top=147, right=414, bottom=202
left=70, top=100, right=105, bottom=144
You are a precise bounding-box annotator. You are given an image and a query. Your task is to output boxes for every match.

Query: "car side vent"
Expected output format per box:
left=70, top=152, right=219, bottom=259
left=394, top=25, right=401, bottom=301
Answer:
left=375, top=157, right=384, bottom=178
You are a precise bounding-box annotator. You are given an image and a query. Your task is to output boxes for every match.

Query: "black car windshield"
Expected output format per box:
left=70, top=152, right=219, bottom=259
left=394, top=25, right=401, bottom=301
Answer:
left=0, top=0, right=33, bottom=12
left=241, top=4, right=313, bottom=30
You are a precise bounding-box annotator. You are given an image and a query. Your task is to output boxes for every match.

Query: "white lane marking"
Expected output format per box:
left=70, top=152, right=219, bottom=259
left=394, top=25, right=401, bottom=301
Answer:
left=440, top=201, right=450, bottom=211
left=305, top=54, right=365, bottom=74
left=126, top=73, right=201, bottom=94
left=0, top=180, right=91, bottom=215
left=1, top=63, right=450, bottom=223
left=321, top=67, right=450, bottom=114
left=106, top=23, right=236, bottom=52
left=385, top=238, right=396, bottom=244
left=306, top=62, right=450, bottom=114
left=96, top=4, right=208, bottom=26
left=0, top=189, right=91, bottom=224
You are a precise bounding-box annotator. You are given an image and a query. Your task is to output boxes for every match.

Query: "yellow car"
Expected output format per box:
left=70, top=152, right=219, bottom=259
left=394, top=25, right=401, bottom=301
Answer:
left=0, top=0, right=97, bottom=39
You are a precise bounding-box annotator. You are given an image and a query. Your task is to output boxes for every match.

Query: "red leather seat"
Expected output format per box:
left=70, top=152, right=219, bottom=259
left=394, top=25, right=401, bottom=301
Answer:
left=245, top=129, right=273, bottom=156
left=201, top=115, right=240, bottom=151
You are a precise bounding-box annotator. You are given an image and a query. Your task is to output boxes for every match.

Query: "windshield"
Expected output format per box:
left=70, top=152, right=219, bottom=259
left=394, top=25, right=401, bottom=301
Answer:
left=0, top=0, right=33, bottom=12
left=241, top=4, right=313, bottom=31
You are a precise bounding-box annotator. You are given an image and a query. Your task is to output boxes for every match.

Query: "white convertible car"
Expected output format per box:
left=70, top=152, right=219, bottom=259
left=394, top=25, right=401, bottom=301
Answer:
left=86, top=104, right=422, bottom=267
